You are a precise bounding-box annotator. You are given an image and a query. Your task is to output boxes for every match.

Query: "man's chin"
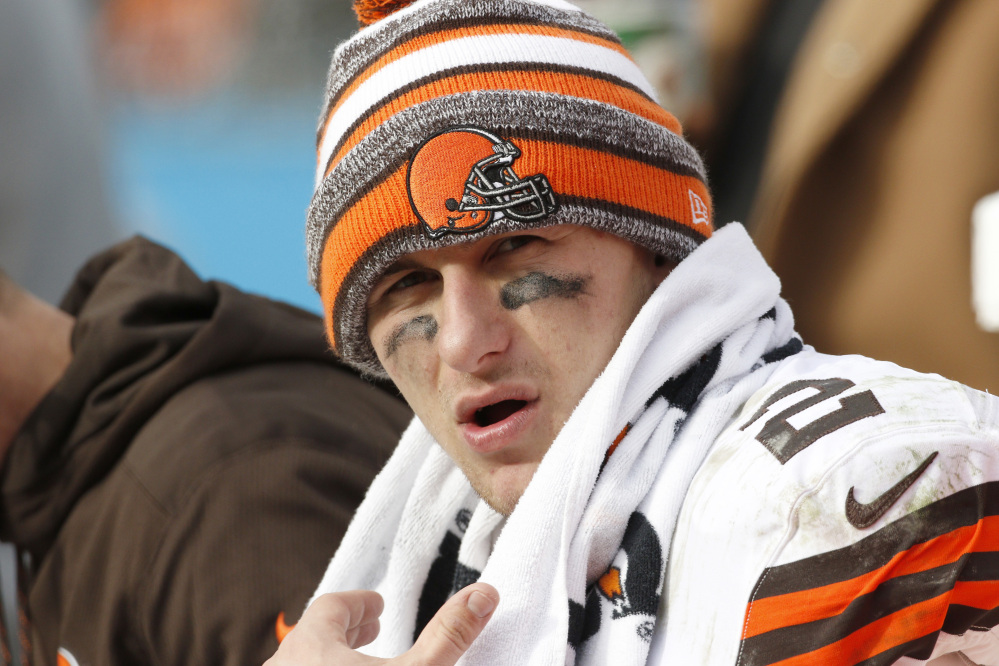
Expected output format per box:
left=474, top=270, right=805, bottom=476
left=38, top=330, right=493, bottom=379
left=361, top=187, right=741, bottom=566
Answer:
left=470, top=461, right=540, bottom=516
left=480, top=490, right=521, bottom=517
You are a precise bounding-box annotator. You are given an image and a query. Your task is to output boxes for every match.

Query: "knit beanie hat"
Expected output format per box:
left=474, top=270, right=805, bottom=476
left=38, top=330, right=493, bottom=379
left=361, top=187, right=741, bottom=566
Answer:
left=308, top=0, right=713, bottom=377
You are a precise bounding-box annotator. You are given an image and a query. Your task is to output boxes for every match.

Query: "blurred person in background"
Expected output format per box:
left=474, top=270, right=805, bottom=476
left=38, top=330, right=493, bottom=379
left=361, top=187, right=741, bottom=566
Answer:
left=1, top=0, right=127, bottom=659
left=0, top=238, right=410, bottom=666
left=0, top=0, right=126, bottom=305
left=689, top=0, right=999, bottom=392
left=98, top=0, right=253, bottom=99
left=96, top=0, right=354, bottom=100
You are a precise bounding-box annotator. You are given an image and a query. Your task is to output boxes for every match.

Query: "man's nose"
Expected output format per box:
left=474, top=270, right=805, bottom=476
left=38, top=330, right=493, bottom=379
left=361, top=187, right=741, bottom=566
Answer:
left=436, top=270, right=511, bottom=374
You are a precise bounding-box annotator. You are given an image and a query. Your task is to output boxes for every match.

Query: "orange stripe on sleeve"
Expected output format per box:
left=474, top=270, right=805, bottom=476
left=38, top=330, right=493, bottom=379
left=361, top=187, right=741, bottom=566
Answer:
left=744, top=516, right=999, bottom=639
left=766, top=593, right=949, bottom=666
left=950, top=579, right=999, bottom=610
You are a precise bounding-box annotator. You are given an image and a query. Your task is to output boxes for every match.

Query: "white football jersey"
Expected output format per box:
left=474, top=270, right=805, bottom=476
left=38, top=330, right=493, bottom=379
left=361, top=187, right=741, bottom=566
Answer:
left=651, top=350, right=999, bottom=665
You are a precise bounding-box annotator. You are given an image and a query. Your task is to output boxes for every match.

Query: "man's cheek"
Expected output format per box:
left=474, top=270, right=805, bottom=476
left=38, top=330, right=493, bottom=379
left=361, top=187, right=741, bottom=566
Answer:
left=385, top=347, right=437, bottom=403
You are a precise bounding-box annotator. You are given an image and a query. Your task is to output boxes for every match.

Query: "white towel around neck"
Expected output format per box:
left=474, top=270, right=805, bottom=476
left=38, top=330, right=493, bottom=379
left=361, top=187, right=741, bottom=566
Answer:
left=310, top=223, right=798, bottom=665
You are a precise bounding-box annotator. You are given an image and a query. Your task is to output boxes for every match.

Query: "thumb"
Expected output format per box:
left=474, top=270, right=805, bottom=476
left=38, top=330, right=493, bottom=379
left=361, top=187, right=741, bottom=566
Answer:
left=408, top=583, right=498, bottom=666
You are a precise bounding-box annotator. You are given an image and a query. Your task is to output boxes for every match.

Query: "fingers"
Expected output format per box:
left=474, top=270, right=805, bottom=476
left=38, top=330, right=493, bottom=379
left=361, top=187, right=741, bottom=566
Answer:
left=346, top=616, right=381, bottom=650
left=408, top=583, right=499, bottom=666
left=315, top=590, right=385, bottom=649
left=263, top=591, right=385, bottom=666
left=266, top=586, right=497, bottom=666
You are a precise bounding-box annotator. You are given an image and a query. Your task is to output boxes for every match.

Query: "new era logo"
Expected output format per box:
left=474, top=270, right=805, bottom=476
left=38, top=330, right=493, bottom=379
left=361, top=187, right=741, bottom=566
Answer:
left=689, top=190, right=709, bottom=226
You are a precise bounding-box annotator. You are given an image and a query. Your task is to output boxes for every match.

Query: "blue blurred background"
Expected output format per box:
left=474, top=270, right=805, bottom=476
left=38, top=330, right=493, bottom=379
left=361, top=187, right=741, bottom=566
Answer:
left=0, top=0, right=694, bottom=314
left=1, top=0, right=364, bottom=312
left=98, top=0, right=365, bottom=314
left=110, top=94, right=324, bottom=312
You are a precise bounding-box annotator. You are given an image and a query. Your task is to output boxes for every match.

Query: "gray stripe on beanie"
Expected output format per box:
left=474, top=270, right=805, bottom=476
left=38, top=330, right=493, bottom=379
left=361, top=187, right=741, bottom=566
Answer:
left=317, top=0, right=618, bottom=133
left=306, top=90, right=707, bottom=287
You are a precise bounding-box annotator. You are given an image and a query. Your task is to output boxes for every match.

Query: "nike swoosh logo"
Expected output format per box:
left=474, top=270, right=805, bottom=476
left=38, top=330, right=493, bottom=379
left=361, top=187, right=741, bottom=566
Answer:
left=846, top=451, right=938, bottom=529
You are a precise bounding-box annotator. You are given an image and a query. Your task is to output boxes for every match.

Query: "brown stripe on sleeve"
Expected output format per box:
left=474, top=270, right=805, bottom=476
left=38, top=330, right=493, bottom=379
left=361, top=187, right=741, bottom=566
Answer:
left=757, top=483, right=999, bottom=598
left=744, top=519, right=999, bottom=639
left=736, top=482, right=999, bottom=666
left=742, top=598, right=944, bottom=666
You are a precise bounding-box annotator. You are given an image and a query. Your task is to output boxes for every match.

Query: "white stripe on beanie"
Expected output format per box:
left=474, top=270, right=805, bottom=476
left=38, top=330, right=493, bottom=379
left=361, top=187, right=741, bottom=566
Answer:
left=317, top=33, right=656, bottom=184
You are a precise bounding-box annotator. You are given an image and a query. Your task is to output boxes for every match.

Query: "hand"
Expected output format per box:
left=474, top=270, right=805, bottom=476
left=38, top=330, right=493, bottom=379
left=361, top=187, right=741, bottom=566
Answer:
left=263, top=583, right=499, bottom=666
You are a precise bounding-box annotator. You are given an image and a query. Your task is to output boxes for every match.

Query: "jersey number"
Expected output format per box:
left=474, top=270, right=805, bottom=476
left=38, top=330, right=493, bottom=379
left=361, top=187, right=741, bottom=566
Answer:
left=740, top=378, right=884, bottom=464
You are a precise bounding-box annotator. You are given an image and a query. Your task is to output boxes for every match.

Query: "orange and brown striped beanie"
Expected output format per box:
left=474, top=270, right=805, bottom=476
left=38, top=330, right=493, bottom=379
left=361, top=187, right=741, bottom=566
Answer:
left=308, top=0, right=713, bottom=376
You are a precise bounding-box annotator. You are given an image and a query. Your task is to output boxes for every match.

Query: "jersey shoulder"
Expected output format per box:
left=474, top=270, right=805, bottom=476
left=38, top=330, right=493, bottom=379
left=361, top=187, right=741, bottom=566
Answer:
left=661, top=350, right=999, bottom=664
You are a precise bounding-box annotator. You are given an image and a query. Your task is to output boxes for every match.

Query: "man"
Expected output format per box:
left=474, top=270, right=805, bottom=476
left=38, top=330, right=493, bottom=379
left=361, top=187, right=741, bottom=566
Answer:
left=0, top=237, right=411, bottom=666
left=269, top=0, right=999, bottom=663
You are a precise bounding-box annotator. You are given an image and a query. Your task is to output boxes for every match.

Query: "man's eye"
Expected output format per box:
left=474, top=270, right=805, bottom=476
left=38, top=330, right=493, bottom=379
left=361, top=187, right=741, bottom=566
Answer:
left=494, top=235, right=539, bottom=255
left=387, top=271, right=430, bottom=293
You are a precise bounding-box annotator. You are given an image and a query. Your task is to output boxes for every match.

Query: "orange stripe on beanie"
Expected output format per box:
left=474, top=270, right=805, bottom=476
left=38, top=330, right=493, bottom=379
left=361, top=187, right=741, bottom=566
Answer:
left=308, top=0, right=714, bottom=376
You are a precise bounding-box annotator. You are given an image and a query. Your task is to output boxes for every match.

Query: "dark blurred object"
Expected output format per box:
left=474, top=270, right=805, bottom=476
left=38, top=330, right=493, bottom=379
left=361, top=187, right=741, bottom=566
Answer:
left=691, top=0, right=999, bottom=392
left=0, top=0, right=124, bottom=304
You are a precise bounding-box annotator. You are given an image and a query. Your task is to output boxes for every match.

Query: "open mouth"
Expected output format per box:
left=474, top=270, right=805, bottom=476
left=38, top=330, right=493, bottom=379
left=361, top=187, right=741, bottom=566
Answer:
left=474, top=400, right=528, bottom=427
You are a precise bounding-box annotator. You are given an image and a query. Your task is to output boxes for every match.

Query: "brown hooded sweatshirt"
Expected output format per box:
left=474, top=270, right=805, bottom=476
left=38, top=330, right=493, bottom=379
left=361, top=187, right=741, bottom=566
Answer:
left=0, top=237, right=411, bottom=666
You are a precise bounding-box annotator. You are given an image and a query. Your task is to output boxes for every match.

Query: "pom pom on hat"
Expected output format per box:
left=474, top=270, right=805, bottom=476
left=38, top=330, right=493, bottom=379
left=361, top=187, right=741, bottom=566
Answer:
left=353, top=0, right=418, bottom=26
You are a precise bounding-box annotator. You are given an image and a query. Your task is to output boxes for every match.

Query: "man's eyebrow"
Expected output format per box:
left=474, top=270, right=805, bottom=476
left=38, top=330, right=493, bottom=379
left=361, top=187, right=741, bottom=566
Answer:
left=380, top=257, right=423, bottom=277
left=368, top=257, right=425, bottom=308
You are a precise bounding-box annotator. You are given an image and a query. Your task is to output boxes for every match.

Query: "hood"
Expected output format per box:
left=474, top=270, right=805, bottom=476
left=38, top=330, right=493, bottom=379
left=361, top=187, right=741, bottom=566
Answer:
left=0, top=236, right=344, bottom=555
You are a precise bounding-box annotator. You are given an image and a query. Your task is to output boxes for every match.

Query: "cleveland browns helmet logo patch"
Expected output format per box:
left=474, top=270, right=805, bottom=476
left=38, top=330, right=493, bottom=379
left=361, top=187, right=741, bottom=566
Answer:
left=407, top=127, right=558, bottom=239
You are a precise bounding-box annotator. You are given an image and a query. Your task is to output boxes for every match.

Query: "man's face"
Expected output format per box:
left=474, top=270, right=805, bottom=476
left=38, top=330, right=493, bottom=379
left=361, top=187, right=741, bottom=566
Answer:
left=366, top=225, right=671, bottom=515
